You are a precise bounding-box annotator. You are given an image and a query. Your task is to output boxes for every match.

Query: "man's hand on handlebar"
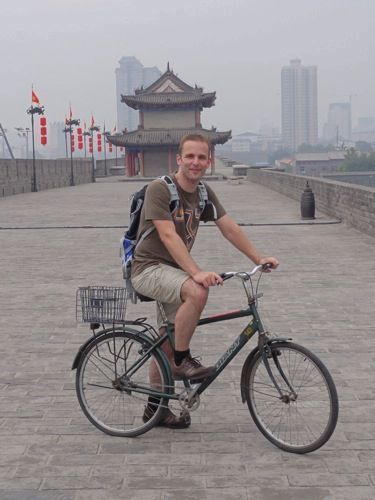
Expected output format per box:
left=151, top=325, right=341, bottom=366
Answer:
left=259, top=257, right=279, bottom=272
left=193, top=271, right=224, bottom=288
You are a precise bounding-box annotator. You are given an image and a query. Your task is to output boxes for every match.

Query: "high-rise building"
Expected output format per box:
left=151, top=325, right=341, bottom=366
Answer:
left=49, top=121, right=67, bottom=158
left=281, top=59, right=318, bottom=151
left=115, top=57, right=161, bottom=133
left=322, top=102, right=351, bottom=145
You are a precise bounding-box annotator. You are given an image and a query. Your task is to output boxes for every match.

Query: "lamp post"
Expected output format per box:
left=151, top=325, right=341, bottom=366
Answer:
left=65, top=117, right=80, bottom=186
left=15, top=127, right=31, bottom=158
left=62, top=126, right=70, bottom=158
left=88, top=123, right=100, bottom=183
left=26, top=103, right=45, bottom=192
left=103, top=129, right=110, bottom=176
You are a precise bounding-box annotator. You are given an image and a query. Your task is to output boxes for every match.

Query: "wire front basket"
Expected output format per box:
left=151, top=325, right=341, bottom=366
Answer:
left=76, top=286, right=128, bottom=324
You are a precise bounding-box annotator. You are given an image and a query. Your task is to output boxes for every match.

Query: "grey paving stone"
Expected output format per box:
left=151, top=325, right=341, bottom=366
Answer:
left=164, top=489, right=248, bottom=500
left=245, top=488, right=332, bottom=500
left=126, top=476, right=206, bottom=489
left=0, top=492, right=75, bottom=500
left=41, top=476, right=123, bottom=490
left=287, top=472, right=370, bottom=486
left=75, top=490, right=161, bottom=500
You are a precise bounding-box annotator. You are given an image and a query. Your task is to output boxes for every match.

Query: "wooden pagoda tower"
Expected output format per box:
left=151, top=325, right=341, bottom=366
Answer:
left=109, top=65, right=231, bottom=177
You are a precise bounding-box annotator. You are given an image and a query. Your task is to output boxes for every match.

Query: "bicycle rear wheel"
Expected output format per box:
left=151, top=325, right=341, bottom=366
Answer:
left=244, top=341, right=338, bottom=453
left=76, top=330, right=170, bottom=437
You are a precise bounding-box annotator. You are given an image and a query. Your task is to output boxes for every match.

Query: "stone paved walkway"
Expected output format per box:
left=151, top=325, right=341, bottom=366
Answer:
left=0, top=173, right=374, bottom=499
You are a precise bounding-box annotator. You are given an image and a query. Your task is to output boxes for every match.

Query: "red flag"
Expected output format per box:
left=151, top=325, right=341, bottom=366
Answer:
left=32, top=90, right=40, bottom=104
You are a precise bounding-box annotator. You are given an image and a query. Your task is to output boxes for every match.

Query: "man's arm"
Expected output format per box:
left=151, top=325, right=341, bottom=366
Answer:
left=153, top=219, right=223, bottom=287
left=215, top=214, right=279, bottom=268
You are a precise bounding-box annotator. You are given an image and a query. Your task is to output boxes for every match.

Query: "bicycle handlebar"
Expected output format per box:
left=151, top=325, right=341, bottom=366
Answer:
left=219, top=263, right=272, bottom=282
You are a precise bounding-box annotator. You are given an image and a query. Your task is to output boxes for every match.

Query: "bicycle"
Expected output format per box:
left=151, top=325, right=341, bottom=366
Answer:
left=72, top=264, right=339, bottom=454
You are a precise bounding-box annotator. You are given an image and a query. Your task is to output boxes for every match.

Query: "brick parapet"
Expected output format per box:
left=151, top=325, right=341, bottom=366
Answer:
left=247, top=169, right=375, bottom=238
left=0, top=158, right=92, bottom=197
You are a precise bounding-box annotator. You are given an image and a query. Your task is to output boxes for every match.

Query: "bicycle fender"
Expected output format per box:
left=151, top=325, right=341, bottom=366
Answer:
left=72, top=328, right=112, bottom=370
left=240, top=346, right=259, bottom=403
left=239, top=337, right=292, bottom=402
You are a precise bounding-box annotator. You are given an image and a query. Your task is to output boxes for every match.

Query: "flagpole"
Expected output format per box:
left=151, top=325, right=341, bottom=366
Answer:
left=27, top=87, right=44, bottom=193
left=65, top=105, right=80, bottom=186
left=103, top=123, right=108, bottom=176
left=89, top=116, right=99, bottom=183
left=31, top=112, right=36, bottom=192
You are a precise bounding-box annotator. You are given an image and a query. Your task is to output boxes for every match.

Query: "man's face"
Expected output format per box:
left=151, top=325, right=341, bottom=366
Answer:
left=176, top=140, right=211, bottom=182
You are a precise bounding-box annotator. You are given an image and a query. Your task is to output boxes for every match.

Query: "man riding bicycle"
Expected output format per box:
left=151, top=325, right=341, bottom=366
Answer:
left=131, top=133, right=279, bottom=428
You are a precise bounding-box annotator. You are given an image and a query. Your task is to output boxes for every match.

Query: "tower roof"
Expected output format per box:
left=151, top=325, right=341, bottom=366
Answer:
left=109, top=128, right=231, bottom=148
left=121, top=67, right=216, bottom=110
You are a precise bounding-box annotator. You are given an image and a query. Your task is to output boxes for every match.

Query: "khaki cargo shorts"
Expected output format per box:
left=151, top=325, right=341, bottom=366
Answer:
left=131, top=263, right=190, bottom=328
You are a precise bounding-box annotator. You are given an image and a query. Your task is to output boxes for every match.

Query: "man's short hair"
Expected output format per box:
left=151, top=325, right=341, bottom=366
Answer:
left=178, top=134, right=212, bottom=156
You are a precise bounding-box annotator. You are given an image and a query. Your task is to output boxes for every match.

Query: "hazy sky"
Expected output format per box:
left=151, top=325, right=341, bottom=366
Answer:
left=1, top=0, right=374, bottom=137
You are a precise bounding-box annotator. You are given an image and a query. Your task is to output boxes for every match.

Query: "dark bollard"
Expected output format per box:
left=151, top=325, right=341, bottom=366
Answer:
left=301, top=181, right=315, bottom=219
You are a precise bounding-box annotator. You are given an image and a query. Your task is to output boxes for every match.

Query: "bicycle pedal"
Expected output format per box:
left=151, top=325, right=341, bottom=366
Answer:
left=190, top=378, right=205, bottom=384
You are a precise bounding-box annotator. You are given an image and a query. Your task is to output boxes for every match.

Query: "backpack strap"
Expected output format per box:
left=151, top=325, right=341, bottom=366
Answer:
left=160, top=175, right=180, bottom=207
left=198, top=180, right=217, bottom=219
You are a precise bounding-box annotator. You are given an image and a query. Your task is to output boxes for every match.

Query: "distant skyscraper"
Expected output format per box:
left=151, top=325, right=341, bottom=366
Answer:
left=323, top=102, right=351, bottom=145
left=115, top=57, right=161, bottom=133
left=281, top=59, right=318, bottom=151
left=49, top=121, right=67, bottom=158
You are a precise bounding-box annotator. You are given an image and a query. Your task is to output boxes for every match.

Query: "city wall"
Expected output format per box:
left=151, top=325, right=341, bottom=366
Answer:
left=0, top=158, right=92, bottom=197
left=246, top=169, right=375, bottom=238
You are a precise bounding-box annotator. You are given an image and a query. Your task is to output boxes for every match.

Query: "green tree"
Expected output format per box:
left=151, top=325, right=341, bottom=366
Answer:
left=355, top=141, right=373, bottom=153
left=341, top=149, right=375, bottom=171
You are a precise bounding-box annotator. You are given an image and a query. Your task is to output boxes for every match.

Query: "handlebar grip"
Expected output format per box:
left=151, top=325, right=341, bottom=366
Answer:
left=262, top=263, right=272, bottom=270
left=219, top=273, right=233, bottom=281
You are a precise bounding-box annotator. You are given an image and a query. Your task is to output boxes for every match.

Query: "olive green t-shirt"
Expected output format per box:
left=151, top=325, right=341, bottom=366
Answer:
left=131, top=176, right=226, bottom=277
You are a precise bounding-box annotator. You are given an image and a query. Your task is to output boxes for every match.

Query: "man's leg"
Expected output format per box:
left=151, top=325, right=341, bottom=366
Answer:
left=148, top=326, right=173, bottom=386
left=171, top=279, right=214, bottom=380
left=145, top=326, right=191, bottom=428
left=174, top=278, right=208, bottom=350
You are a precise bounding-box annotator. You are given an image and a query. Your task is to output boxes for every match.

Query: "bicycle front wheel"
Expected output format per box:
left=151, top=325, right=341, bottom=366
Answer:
left=76, top=330, right=170, bottom=437
left=244, top=341, right=338, bottom=453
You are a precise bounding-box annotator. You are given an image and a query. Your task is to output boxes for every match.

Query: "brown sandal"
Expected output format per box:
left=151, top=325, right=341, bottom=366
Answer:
left=143, top=406, right=191, bottom=429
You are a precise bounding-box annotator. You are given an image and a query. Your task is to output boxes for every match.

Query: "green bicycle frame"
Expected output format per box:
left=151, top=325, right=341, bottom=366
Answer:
left=126, top=298, right=267, bottom=402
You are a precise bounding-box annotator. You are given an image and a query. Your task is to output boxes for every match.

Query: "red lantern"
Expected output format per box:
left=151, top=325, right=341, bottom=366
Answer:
left=89, top=144, right=93, bottom=153
left=71, top=135, right=75, bottom=144
left=78, top=142, right=83, bottom=150
left=77, top=128, right=82, bottom=135
left=109, top=144, right=113, bottom=152
left=40, top=117, right=47, bottom=146
left=71, top=145, right=75, bottom=152
left=97, top=146, right=102, bottom=152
